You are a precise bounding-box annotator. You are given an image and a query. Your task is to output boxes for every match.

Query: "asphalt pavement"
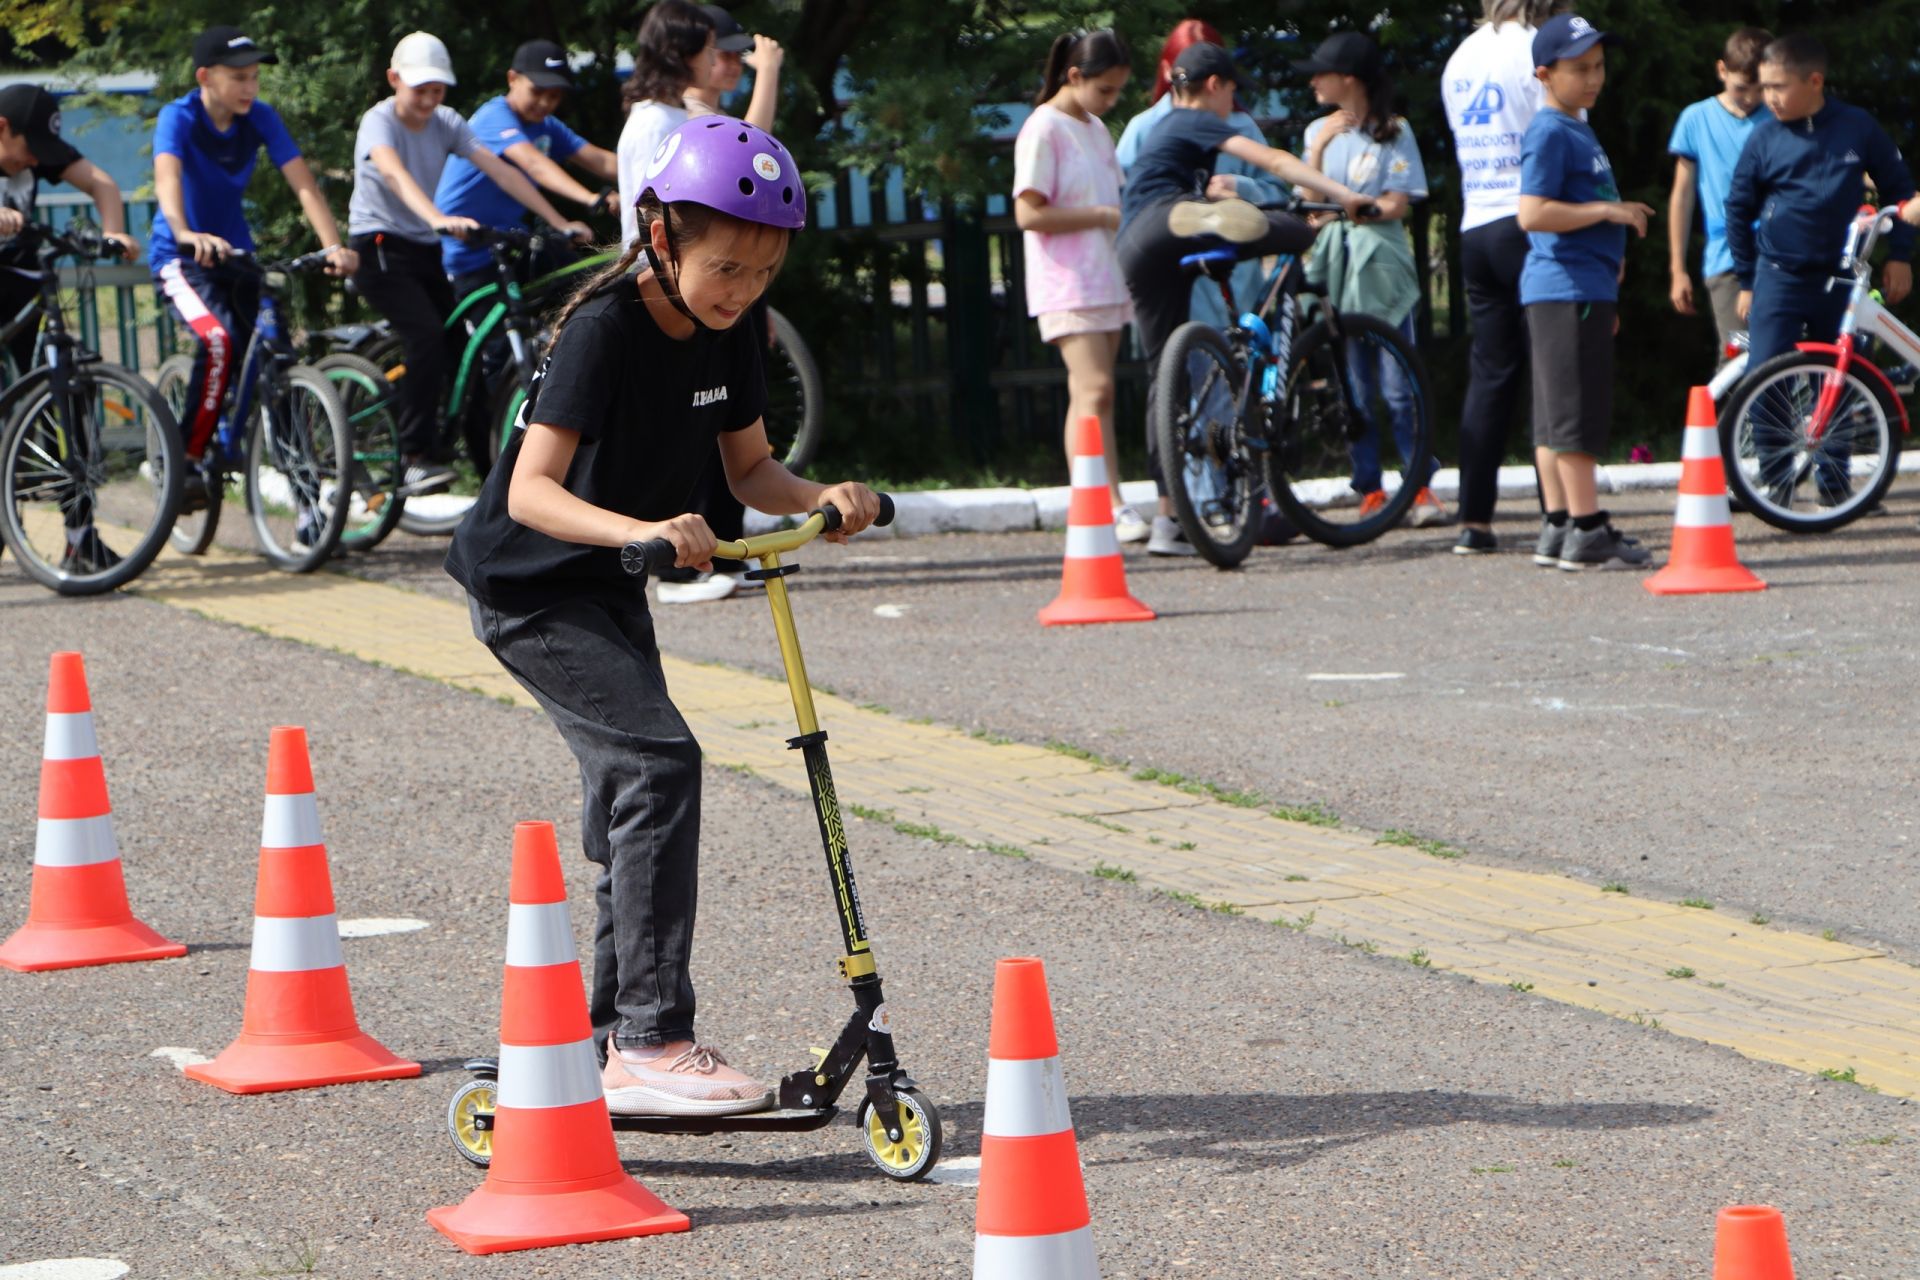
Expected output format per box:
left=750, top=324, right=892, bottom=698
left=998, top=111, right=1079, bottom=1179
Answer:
left=2, top=491, right=1919, bottom=1277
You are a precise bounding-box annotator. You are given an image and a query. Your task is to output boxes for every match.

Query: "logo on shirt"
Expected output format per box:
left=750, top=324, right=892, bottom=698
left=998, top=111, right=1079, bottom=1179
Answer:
left=1460, top=80, right=1504, bottom=127
left=1845, top=149, right=1861, bottom=164
left=691, top=386, right=729, bottom=408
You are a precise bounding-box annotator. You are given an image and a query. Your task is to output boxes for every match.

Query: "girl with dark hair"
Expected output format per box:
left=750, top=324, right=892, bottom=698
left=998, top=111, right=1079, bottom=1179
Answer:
left=1295, top=32, right=1443, bottom=527
left=617, top=0, right=716, bottom=248
left=447, top=120, right=881, bottom=1113
left=1012, top=31, right=1142, bottom=539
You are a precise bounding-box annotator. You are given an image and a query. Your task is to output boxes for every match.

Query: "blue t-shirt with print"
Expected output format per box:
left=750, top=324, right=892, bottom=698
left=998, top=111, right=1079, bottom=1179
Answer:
left=1668, top=96, right=1759, bottom=279
left=1519, top=108, right=1626, bottom=305
left=149, top=91, right=301, bottom=273
left=436, top=96, right=586, bottom=277
left=1304, top=115, right=1428, bottom=202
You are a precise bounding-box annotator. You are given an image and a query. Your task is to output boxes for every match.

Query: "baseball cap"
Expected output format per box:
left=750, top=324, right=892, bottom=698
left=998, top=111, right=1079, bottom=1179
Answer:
left=1169, top=42, right=1254, bottom=94
left=701, top=6, right=755, bottom=54
left=1532, top=14, right=1619, bottom=69
left=392, top=31, right=456, bottom=88
left=0, top=85, right=78, bottom=169
left=191, top=26, right=279, bottom=70
left=510, top=39, right=573, bottom=89
left=1292, top=32, right=1382, bottom=80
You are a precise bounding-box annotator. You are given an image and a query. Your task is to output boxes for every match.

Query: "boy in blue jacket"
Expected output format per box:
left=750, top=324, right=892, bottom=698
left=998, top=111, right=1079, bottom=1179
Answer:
left=1724, top=33, right=1914, bottom=366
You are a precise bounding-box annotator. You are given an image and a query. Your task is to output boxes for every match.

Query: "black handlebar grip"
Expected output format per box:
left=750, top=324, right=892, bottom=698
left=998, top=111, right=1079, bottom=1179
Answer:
left=875, top=493, right=895, bottom=527
left=814, top=494, right=896, bottom=534
left=620, top=538, right=677, bottom=584
left=1358, top=202, right=1383, bottom=221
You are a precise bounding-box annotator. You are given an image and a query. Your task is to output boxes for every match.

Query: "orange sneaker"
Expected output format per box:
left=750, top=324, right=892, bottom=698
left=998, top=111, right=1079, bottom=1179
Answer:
left=1406, top=487, right=1449, bottom=528
left=1357, top=489, right=1389, bottom=518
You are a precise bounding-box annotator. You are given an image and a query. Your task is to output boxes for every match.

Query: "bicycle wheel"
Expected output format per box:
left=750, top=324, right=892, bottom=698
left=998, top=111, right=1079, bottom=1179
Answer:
left=1718, top=348, right=1899, bottom=534
left=1152, top=321, right=1261, bottom=568
left=488, top=370, right=530, bottom=471
left=0, top=361, right=183, bottom=595
left=244, top=364, right=351, bottom=572
left=152, top=354, right=225, bottom=555
left=1269, top=312, right=1435, bottom=548
left=315, top=353, right=407, bottom=552
left=766, top=307, right=824, bottom=472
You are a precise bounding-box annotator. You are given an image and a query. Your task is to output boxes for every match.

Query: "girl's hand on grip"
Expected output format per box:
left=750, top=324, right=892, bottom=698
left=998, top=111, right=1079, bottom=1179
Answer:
left=643, top=513, right=718, bottom=571
left=817, top=482, right=879, bottom=542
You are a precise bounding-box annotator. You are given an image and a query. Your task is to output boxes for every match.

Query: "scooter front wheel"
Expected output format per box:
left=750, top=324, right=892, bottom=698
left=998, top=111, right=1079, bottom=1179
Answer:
left=856, top=1086, right=943, bottom=1181
left=447, top=1076, right=497, bottom=1167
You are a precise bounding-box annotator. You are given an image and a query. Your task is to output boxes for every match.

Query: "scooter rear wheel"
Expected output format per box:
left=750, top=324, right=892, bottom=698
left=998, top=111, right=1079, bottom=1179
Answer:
left=447, top=1076, right=497, bottom=1167
left=856, top=1086, right=942, bottom=1181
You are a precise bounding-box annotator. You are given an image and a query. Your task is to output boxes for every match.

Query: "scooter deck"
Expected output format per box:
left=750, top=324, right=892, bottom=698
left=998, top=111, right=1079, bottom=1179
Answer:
left=609, top=1106, right=840, bottom=1135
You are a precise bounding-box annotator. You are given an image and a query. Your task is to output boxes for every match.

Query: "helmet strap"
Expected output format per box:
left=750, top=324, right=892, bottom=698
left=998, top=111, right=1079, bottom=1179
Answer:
left=642, top=206, right=710, bottom=333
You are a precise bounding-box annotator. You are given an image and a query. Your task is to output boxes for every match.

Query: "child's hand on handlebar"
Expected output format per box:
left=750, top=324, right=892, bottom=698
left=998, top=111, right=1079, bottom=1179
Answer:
left=1205, top=174, right=1240, bottom=200
left=321, top=244, right=358, bottom=276
left=637, top=512, right=718, bottom=571
left=552, top=219, right=594, bottom=243
left=1342, top=195, right=1378, bottom=224
left=104, top=231, right=142, bottom=262
left=432, top=215, right=483, bottom=240
left=0, top=208, right=24, bottom=237
left=179, top=230, right=233, bottom=265
left=1901, top=197, right=1920, bottom=229
left=816, top=482, right=880, bottom=542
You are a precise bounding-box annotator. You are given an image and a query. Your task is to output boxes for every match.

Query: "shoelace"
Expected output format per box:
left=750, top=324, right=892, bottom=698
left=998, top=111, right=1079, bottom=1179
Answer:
left=666, top=1043, right=731, bottom=1075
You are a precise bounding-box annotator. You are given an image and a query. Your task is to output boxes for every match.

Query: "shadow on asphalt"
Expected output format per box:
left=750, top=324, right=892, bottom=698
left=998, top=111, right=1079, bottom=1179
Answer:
left=682, top=1197, right=923, bottom=1228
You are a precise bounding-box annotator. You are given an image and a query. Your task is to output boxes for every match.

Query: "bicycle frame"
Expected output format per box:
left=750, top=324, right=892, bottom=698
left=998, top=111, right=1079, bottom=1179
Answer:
left=197, top=290, right=289, bottom=471
left=441, top=244, right=610, bottom=419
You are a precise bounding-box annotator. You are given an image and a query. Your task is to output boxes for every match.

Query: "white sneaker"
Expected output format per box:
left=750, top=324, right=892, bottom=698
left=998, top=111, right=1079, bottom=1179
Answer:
left=656, top=572, right=739, bottom=604
left=1112, top=504, right=1149, bottom=543
left=1146, top=514, right=1197, bottom=557
left=1167, top=197, right=1269, bottom=243
left=602, top=1041, right=772, bottom=1117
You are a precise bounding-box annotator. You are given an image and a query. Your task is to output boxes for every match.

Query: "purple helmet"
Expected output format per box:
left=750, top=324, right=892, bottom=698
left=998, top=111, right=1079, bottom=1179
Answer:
left=637, top=117, right=806, bottom=229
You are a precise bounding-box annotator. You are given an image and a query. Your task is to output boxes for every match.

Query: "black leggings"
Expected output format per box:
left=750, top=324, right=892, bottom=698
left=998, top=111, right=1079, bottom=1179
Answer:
left=1119, top=197, right=1315, bottom=491
left=1454, top=216, right=1534, bottom=526
left=352, top=233, right=454, bottom=458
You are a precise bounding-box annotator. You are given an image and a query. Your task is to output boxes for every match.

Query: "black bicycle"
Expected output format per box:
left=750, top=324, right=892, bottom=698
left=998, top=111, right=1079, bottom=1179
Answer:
left=0, top=220, right=182, bottom=594
left=1150, top=197, right=1435, bottom=565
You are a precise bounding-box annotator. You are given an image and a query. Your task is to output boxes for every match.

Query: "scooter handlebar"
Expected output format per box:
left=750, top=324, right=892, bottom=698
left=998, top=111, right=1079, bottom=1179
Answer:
left=622, top=494, right=895, bottom=587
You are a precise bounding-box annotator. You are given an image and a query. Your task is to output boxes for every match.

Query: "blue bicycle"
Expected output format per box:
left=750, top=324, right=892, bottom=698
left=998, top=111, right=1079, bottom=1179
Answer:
left=1151, top=197, right=1434, bottom=565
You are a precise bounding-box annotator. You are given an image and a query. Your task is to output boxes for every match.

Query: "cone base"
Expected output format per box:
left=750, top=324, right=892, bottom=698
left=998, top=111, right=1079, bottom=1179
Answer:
left=1644, top=563, right=1767, bottom=595
left=184, top=1030, right=421, bottom=1094
left=1038, top=592, right=1156, bottom=626
left=428, top=1176, right=691, bottom=1255
left=0, top=918, right=186, bottom=972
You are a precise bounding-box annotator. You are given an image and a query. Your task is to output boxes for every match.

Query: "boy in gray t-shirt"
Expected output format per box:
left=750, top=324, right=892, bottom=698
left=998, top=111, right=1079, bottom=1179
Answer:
left=348, top=31, right=588, bottom=493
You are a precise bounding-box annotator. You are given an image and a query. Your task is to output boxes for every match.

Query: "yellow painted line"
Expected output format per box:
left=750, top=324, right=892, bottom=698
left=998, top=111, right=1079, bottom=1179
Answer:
left=126, top=553, right=1920, bottom=1097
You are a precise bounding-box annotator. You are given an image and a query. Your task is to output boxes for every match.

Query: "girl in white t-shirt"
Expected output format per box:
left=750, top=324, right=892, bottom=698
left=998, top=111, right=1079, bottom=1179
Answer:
left=1012, top=31, right=1142, bottom=541
left=617, top=1, right=718, bottom=248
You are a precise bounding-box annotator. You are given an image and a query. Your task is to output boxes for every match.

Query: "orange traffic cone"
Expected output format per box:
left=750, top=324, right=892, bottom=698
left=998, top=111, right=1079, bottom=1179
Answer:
left=0, top=652, right=184, bottom=972
left=186, top=727, right=419, bottom=1093
left=1040, top=417, right=1154, bottom=626
left=429, top=821, right=688, bottom=1254
left=1645, top=386, right=1765, bottom=595
left=973, top=957, right=1097, bottom=1278
left=1713, top=1205, right=1795, bottom=1279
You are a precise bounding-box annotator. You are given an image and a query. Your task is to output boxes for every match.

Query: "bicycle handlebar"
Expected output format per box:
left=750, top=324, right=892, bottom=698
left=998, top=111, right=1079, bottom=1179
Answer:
left=28, top=220, right=127, bottom=265
left=622, top=495, right=898, bottom=586
left=1258, top=196, right=1384, bottom=221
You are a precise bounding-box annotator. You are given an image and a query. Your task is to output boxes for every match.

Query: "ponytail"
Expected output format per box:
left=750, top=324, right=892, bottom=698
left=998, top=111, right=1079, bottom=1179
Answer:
left=1033, top=29, right=1132, bottom=106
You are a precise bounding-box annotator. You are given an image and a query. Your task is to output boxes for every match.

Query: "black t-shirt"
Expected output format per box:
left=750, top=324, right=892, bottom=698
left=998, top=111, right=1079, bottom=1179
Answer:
left=445, top=283, right=767, bottom=608
left=0, top=160, right=74, bottom=270
left=1120, top=108, right=1241, bottom=228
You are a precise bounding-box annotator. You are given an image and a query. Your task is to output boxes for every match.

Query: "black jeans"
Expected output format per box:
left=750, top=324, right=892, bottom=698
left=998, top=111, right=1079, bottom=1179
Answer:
left=1119, top=197, right=1315, bottom=492
left=470, top=593, right=703, bottom=1059
left=1455, top=216, right=1533, bottom=527
left=352, top=233, right=454, bottom=457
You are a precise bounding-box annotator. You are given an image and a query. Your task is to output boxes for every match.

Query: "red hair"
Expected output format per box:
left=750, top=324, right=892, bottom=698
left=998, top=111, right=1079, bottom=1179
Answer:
left=1152, top=18, right=1225, bottom=103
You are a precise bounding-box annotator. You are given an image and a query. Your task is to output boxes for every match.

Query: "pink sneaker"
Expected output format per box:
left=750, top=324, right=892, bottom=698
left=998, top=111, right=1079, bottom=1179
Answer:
left=602, top=1041, right=773, bottom=1117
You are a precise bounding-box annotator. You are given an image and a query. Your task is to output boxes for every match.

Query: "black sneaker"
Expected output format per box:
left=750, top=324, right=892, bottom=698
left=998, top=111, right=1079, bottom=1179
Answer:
left=1557, top=523, right=1652, bottom=570
left=179, top=467, right=211, bottom=514
left=1532, top=518, right=1566, bottom=567
left=60, top=526, right=122, bottom=576
left=400, top=461, right=456, bottom=497
left=1452, top=527, right=1497, bottom=555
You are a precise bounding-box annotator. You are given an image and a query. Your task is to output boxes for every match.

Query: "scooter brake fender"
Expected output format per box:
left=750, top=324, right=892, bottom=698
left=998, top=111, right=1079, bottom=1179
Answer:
left=1794, top=341, right=1912, bottom=434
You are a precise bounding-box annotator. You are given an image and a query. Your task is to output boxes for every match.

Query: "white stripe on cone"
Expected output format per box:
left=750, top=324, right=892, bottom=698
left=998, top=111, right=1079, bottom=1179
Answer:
left=1069, top=455, right=1110, bottom=490
left=504, top=902, right=576, bottom=968
left=974, top=1225, right=1099, bottom=1275
left=983, top=1056, right=1073, bottom=1137
left=1064, top=523, right=1121, bottom=561
left=34, top=815, right=120, bottom=867
left=261, top=793, right=322, bottom=849
left=1681, top=425, right=1719, bottom=461
left=496, top=1039, right=606, bottom=1109
left=41, top=712, right=99, bottom=762
left=249, top=913, right=347, bottom=972
left=1675, top=491, right=1732, bottom=528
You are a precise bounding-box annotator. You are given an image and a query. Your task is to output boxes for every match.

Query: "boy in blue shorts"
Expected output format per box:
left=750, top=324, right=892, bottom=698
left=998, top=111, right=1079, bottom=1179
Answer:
left=1666, top=26, right=1770, bottom=365
left=435, top=39, right=618, bottom=298
left=1517, top=14, right=1656, bottom=571
left=151, top=25, right=355, bottom=500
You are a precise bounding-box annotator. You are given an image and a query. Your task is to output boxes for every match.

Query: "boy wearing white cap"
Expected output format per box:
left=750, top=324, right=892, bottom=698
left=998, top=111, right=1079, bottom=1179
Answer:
left=348, top=31, right=590, bottom=494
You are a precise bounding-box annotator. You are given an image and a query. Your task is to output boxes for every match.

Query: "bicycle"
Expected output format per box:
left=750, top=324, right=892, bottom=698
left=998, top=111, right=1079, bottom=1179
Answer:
left=1150, top=197, right=1434, bottom=566
left=1712, top=203, right=1917, bottom=534
left=0, top=220, right=183, bottom=595
left=149, top=249, right=355, bottom=571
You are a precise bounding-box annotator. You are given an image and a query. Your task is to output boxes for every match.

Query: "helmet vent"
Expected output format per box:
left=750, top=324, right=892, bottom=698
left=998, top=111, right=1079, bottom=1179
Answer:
left=737, top=131, right=749, bottom=143
left=781, top=186, right=794, bottom=204
left=738, top=177, right=755, bottom=195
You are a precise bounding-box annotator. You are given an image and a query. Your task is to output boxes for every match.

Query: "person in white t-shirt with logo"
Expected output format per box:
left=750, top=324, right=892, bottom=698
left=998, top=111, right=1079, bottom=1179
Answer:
left=1441, top=0, right=1571, bottom=555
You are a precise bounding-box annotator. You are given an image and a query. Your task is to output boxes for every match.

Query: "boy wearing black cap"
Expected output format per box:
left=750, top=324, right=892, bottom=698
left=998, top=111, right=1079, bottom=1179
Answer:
left=435, top=40, right=620, bottom=293
left=0, top=84, right=138, bottom=375
left=151, top=26, right=355, bottom=491
left=1517, top=14, right=1655, bottom=570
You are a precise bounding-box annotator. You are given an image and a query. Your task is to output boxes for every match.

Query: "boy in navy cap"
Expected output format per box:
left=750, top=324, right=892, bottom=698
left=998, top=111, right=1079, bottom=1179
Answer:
left=1516, top=13, right=1656, bottom=571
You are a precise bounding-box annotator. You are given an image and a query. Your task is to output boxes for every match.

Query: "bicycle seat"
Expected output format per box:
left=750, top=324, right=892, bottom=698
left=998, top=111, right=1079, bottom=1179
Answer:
left=1179, top=247, right=1240, bottom=280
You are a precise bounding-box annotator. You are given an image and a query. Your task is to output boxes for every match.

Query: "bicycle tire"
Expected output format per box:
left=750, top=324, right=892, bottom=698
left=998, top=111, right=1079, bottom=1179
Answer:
left=766, top=307, right=824, bottom=472
left=1152, top=321, right=1261, bottom=568
left=315, top=353, right=407, bottom=552
left=1269, top=312, right=1435, bottom=548
left=488, top=371, right=530, bottom=471
left=152, top=354, right=223, bottom=555
left=244, top=364, right=352, bottom=572
left=1717, top=348, right=1901, bottom=534
left=0, top=360, right=183, bottom=595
